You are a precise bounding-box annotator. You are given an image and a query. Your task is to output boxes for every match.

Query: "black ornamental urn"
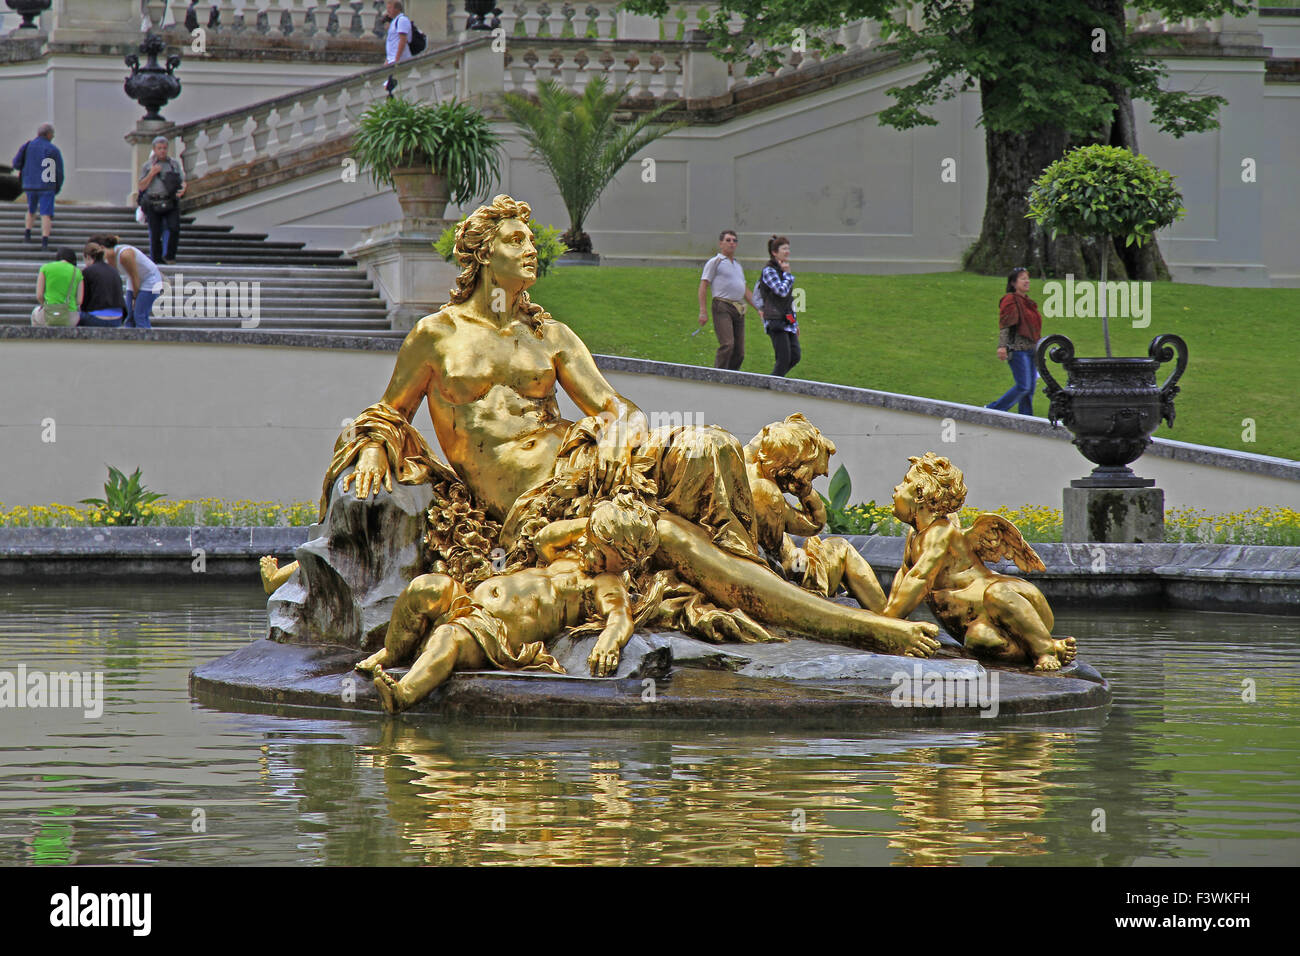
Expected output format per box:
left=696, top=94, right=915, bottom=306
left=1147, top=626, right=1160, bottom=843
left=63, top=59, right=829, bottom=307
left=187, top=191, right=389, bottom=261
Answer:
left=465, top=0, right=502, bottom=30
left=124, top=33, right=182, bottom=122
left=1036, top=333, right=1189, bottom=488
left=5, top=0, right=51, bottom=30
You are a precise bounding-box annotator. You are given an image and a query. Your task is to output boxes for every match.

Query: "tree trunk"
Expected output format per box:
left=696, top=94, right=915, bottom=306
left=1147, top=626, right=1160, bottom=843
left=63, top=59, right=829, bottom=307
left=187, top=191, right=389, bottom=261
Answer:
left=963, top=84, right=1086, bottom=279
left=1097, top=0, right=1171, bottom=281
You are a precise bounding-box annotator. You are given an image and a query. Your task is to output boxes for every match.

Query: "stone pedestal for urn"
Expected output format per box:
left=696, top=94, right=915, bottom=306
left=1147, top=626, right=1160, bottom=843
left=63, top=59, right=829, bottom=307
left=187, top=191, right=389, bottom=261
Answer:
left=1038, top=333, right=1189, bottom=544
left=347, top=217, right=460, bottom=332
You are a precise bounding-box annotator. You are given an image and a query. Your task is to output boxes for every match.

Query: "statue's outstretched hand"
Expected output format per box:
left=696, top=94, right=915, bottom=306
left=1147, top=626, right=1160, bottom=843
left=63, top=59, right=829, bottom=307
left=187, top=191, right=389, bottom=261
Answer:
left=340, top=444, right=392, bottom=499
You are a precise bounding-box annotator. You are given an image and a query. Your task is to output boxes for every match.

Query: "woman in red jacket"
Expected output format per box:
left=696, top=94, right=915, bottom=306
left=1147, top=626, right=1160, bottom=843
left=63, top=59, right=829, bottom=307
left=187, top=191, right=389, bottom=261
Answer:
left=985, top=267, right=1042, bottom=415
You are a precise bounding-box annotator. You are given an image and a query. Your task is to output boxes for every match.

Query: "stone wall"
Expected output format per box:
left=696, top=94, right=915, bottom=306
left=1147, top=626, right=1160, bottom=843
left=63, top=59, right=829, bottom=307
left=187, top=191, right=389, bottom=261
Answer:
left=1, top=331, right=1295, bottom=511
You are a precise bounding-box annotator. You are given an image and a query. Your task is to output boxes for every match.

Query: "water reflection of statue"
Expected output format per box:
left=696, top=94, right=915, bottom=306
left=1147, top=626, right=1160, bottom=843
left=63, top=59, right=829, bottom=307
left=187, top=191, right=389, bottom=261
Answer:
left=326, top=195, right=939, bottom=659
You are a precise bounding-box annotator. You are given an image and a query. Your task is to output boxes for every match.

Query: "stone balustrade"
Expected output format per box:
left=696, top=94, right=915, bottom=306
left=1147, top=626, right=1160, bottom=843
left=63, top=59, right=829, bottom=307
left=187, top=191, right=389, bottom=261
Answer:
left=505, top=39, right=686, bottom=99
left=143, top=0, right=388, bottom=38
left=159, top=39, right=467, bottom=182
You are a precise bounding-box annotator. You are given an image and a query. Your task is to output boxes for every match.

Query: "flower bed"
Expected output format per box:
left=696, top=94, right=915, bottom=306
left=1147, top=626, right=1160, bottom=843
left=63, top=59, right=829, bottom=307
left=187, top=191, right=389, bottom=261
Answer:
left=829, top=503, right=1300, bottom=545
left=3, top=500, right=1298, bottom=545
left=0, top=500, right=318, bottom=528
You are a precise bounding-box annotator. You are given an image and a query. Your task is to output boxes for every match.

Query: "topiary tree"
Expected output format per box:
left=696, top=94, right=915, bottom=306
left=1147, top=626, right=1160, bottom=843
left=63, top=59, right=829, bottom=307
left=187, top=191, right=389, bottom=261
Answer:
left=502, top=77, right=683, bottom=253
left=1027, top=144, right=1184, bottom=356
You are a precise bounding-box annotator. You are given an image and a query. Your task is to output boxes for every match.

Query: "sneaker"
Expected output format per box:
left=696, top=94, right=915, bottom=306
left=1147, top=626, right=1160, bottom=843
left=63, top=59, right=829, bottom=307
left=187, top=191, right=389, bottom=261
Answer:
left=24, top=229, right=31, bottom=241
left=40, top=237, right=48, bottom=250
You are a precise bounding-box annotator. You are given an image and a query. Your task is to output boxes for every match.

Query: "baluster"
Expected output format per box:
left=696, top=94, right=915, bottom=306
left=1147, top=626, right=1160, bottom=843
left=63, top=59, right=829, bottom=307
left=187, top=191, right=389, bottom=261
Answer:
left=646, top=51, right=666, bottom=99
left=284, top=0, right=310, bottom=35
left=521, top=3, right=543, bottom=38
left=591, top=3, right=614, bottom=39
left=210, top=121, right=235, bottom=173
left=605, top=47, right=627, bottom=88
left=358, top=0, right=379, bottom=36
left=629, top=51, right=651, bottom=98
left=282, top=101, right=306, bottom=152
left=662, top=51, right=682, bottom=99
left=498, top=3, right=519, bottom=37
left=260, top=107, right=282, bottom=152
left=247, top=107, right=270, bottom=153
left=184, top=131, right=207, bottom=178
left=544, top=2, right=565, bottom=37
left=569, top=2, right=589, bottom=39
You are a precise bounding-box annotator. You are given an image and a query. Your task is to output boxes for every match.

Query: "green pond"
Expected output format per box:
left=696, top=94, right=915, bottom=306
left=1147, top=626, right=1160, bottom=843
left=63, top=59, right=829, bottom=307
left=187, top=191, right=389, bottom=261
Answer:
left=0, top=582, right=1296, bottom=866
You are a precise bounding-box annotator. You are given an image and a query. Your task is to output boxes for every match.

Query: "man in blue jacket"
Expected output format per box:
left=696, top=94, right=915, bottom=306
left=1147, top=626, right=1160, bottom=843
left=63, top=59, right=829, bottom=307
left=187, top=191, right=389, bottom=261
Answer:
left=12, top=124, right=64, bottom=251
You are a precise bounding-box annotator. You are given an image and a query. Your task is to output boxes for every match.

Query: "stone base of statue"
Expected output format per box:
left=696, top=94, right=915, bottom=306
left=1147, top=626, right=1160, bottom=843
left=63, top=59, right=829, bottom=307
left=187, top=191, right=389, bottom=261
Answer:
left=346, top=218, right=460, bottom=332
left=190, top=628, right=1111, bottom=726
left=1063, top=486, right=1165, bottom=544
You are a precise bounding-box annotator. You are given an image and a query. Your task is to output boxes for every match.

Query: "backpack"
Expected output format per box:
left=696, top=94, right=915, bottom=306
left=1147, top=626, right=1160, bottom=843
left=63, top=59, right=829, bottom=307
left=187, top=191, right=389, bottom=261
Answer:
left=408, top=20, right=427, bottom=55
left=752, top=278, right=764, bottom=310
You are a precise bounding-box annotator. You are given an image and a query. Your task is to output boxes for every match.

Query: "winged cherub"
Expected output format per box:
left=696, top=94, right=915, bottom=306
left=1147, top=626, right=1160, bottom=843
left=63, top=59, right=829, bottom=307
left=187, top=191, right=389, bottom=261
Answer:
left=882, top=453, right=1077, bottom=671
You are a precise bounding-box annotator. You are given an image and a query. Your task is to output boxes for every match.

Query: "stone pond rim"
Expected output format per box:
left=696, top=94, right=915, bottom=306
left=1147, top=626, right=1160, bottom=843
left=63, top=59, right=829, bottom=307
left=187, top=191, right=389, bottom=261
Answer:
left=189, top=631, right=1113, bottom=728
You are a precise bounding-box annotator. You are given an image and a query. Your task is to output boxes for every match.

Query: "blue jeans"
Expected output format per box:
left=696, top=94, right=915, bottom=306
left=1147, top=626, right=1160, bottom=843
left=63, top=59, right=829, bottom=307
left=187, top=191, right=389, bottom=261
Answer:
left=987, top=348, right=1037, bottom=415
left=79, top=312, right=123, bottom=328
left=125, top=289, right=157, bottom=329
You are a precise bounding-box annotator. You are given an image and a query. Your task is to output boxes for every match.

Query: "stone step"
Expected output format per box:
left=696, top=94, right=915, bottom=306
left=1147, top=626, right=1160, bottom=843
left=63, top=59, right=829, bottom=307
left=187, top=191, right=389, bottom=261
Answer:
left=0, top=317, right=395, bottom=332
left=0, top=249, right=358, bottom=265
left=0, top=263, right=373, bottom=284
left=0, top=294, right=386, bottom=310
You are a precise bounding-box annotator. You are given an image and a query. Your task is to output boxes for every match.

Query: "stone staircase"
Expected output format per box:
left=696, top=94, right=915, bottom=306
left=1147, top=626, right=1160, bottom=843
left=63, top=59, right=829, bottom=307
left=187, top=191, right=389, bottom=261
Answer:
left=0, top=203, right=400, bottom=337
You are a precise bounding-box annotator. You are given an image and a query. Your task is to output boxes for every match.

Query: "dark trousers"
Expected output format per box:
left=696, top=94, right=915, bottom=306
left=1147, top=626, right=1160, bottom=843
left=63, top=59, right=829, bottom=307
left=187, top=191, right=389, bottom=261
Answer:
left=712, top=299, right=745, bottom=370
left=144, top=203, right=180, bottom=262
left=769, top=329, right=801, bottom=377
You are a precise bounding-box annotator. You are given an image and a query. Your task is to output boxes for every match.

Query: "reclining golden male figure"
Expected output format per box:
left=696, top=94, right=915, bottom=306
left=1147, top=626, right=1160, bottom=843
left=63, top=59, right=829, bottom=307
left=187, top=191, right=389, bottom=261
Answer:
left=882, top=453, right=1077, bottom=671
left=327, top=195, right=939, bottom=658
left=355, top=494, right=659, bottom=714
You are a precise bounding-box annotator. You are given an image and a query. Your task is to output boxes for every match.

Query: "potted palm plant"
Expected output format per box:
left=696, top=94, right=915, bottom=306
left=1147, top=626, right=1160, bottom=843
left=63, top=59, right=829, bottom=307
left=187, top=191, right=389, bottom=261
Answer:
left=502, top=77, right=683, bottom=259
left=351, top=97, right=502, bottom=219
left=1027, top=144, right=1189, bottom=487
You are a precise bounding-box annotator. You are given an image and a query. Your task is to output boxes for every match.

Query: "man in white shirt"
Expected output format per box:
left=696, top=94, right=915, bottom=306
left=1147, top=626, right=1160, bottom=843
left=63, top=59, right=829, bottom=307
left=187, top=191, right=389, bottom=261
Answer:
left=698, top=230, right=757, bottom=370
left=384, top=0, right=413, bottom=65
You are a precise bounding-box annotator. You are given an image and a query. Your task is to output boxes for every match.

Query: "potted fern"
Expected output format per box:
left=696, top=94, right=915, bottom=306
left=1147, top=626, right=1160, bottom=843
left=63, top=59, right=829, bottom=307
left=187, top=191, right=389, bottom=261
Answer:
left=352, top=97, right=502, bottom=219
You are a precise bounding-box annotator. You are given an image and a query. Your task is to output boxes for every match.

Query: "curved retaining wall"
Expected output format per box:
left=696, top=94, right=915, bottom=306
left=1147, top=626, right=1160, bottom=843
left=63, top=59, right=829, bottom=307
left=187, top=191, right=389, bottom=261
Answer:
left=1, top=328, right=1297, bottom=512
left=2, top=526, right=1296, bottom=615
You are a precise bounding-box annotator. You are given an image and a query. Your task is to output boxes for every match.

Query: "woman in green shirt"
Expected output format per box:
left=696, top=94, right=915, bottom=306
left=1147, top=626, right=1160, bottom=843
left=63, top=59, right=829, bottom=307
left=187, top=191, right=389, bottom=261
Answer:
left=34, top=248, right=84, bottom=326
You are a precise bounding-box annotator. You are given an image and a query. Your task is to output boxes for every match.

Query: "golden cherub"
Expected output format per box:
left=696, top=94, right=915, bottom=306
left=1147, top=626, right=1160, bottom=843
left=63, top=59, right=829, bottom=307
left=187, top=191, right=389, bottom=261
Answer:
left=882, top=453, right=1077, bottom=671
left=743, top=413, right=887, bottom=612
left=354, top=493, right=660, bottom=714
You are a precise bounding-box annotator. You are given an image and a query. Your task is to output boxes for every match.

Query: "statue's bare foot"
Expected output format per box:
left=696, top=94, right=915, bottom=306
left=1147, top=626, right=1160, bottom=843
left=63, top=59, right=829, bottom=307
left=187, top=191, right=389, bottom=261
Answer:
left=259, top=555, right=298, bottom=594
left=259, top=556, right=280, bottom=595
left=1034, top=653, right=1062, bottom=671
left=1056, top=636, right=1078, bottom=664
left=355, top=648, right=389, bottom=676
left=888, top=620, right=941, bottom=658
left=372, top=666, right=406, bottom=715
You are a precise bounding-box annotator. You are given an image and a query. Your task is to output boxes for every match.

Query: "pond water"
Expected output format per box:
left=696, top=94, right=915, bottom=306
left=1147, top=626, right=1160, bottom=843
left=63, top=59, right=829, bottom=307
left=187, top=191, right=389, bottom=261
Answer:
left=0, top=582, right=1296, bottom=866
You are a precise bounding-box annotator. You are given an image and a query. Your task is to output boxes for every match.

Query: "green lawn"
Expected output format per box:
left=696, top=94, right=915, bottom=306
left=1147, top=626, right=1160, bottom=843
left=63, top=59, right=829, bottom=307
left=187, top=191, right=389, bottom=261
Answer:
left=531, top=268, right=1300, bottom=462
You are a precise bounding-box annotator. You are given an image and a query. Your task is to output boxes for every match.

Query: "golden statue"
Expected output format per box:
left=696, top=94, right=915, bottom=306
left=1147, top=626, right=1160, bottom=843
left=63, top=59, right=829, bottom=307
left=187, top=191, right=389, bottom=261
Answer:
left=743, top=414, right=887, bottom=612
left=882, top=453, right=1077, bottom=670
left=354, top=494, right=660, bottom=713
left=321, top=195, right=940, bottom=664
